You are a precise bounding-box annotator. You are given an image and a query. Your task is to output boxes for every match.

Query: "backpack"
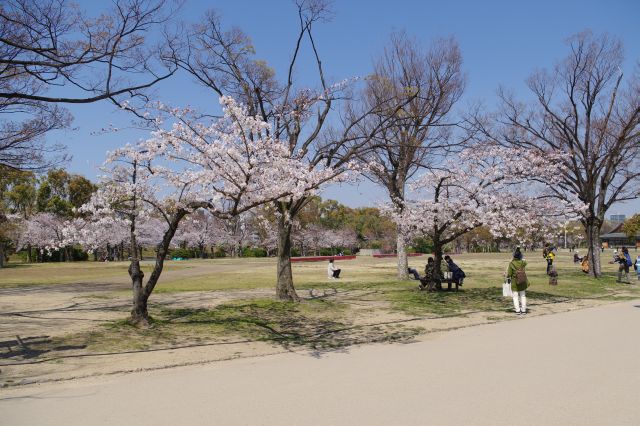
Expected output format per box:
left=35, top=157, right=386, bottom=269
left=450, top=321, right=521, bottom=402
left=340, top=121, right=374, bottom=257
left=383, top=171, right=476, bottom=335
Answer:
left=515, top=265, right=528, bottom=286
left=624, top=253, right=632, bottom=267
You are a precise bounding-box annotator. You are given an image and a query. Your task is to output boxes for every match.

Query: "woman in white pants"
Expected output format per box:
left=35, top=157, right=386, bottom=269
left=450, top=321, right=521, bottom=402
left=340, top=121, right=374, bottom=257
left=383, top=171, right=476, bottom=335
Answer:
left=507, top=248, right=530, bottom=315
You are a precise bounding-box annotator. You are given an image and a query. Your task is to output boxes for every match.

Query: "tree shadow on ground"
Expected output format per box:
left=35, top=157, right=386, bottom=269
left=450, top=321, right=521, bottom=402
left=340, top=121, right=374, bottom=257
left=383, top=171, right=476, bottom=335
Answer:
left=0, top=335, right=86, bottom=361
left=157, top=299, right=421, bottom=353
left=390, top=286, right=575, bottom=316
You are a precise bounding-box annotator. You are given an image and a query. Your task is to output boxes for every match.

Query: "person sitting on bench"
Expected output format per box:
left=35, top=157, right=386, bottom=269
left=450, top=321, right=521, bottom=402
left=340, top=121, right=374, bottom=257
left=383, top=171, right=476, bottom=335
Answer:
left=419, top=257, right=440, bottom=291
left=444, top=255, right=466, bottom=286
left=328, top=259, right=341, bottom=279
left=407, top=267, right=421, bottom=280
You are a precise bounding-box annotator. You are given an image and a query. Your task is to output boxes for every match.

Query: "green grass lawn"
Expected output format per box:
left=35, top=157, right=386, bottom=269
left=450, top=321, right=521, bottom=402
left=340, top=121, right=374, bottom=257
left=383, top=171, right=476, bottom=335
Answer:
left=0, top=260, right=192, bottom=287
left=2, top=250, right=637, bottom=296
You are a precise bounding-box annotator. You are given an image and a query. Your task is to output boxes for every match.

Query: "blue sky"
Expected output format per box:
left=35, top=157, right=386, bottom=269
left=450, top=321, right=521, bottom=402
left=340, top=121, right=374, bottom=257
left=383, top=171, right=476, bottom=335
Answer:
left=56, top=0, right=640, bottom=215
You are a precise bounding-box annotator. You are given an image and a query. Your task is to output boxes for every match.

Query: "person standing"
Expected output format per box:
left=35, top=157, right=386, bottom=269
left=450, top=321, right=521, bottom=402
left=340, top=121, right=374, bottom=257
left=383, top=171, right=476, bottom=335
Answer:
left=327, top=259, right=341, bottom=279
left=635, top=254, right=640, bottom=282
left=548, top=264, right=558, bottom=285
left=543, top=243, right=556, bottom=275
left=507, top=248, right=530, bottom=315
left=616, top=247, right=632, bottom=283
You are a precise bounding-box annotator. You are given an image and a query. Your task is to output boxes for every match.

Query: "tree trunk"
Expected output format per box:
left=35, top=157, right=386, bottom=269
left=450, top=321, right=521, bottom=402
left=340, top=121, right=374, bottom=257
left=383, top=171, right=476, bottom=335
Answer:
left=130, top=212, right=187, bottom=326
left=27, top=244, right=32, bottom=263
left=0, top=243, right=5, bottom=268
left=396, top=232, right=409, bottom=280
left=433, top=237, right=445, bottom=290
left=276, top=215, right=299, bottom=301
left=129, top=258, right=147, bottom=326
left=586, top=221, right=602, bottom=278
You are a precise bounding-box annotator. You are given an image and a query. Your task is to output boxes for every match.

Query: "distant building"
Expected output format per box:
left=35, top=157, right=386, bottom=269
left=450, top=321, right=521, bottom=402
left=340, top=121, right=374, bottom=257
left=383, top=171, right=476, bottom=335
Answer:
left=600, top=223, right=640, bottom=249
left=609, top=214, right=626, bottom=223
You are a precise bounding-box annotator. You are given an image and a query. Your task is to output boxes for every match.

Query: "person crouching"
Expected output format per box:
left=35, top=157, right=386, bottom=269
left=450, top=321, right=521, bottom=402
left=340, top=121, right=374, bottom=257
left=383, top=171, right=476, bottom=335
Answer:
left=328, top=259, right=341, bottom=279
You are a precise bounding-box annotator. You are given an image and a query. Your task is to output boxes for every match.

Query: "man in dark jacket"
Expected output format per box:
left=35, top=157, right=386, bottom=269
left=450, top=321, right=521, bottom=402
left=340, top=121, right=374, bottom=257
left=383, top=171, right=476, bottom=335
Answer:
left=444, top=255, right=466, bottom=286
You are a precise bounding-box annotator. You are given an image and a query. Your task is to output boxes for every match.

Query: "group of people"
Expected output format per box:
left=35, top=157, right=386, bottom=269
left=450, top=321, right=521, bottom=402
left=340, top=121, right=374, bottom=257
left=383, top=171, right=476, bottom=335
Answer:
left=571, top=250, right=591, bottom=274
left=410, top=255, right=466, bottom=291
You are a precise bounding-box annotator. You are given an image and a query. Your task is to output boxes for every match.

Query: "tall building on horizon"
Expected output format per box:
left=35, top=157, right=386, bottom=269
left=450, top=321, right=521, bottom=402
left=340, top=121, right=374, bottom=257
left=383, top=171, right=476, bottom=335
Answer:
left=610, top=214, right=626, bottom=223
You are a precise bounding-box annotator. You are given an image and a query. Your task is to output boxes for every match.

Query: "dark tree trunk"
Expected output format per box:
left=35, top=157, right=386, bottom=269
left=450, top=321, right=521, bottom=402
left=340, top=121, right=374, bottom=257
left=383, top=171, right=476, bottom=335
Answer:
left=585, top=218, right=603, bottom=278
left=129, top=211, right=187, bottom=326
left=276, top=215, right=299, bottom=301
left=433, top=236, right=445, bottom=290
left=27, top=244, right=32, bottom=263
left=0, top=243, right=5, bottom=268
left=129, top=258, right=147, bottom=325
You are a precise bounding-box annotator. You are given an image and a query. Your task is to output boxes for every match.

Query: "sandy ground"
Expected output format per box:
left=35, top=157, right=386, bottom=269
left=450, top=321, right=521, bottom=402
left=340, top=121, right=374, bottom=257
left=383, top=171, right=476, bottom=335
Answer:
left=1, top=260, right=628, bottom=387
left=1, top=299, right=639, bottom=425
left=0, top=282, right=618, bottom=386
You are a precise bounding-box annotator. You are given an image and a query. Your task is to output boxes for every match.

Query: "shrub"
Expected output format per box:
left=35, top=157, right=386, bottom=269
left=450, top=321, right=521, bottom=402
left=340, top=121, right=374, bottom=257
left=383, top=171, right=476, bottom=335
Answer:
left=170, top=248, right=196, bottom=259
left=212, top=247, right=226, bottom=258
left=242, top=247, right=268, bottom=257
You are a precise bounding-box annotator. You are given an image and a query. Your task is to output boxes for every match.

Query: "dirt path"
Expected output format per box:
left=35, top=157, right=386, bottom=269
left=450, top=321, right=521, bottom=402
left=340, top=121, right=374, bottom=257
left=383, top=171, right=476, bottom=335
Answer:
left=2, top=299, right=639, bottom=425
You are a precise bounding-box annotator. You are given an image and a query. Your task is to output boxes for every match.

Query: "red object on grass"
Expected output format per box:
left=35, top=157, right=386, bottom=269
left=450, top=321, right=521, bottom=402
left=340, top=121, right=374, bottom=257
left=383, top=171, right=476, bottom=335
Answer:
left=290, top=255, right=357, bottom=262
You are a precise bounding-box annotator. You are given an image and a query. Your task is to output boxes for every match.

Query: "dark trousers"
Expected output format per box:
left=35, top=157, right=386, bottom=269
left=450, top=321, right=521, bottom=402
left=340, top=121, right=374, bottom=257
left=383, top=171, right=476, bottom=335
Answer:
left=332, top=269, right=341, bottom=278
left=408, top=268, right=420, bottom=280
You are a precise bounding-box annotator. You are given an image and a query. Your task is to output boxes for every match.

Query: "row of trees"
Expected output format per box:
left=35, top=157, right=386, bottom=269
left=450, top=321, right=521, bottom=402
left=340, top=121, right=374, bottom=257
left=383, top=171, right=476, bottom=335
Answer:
left=1, top=175, right=388, bottom=265
left=1, top=1, right=638, bottom=323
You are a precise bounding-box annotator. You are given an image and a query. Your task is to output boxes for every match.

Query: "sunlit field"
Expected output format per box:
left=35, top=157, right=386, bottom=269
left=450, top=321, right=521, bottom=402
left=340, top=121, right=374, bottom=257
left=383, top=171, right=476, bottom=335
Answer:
left=2, top=249, right=634, bottom=296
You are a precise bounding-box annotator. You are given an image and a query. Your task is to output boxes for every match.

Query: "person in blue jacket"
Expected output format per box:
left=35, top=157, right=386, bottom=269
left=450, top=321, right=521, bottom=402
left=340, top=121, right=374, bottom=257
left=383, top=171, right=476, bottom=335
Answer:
left=444, top=255, right=466, bottom=286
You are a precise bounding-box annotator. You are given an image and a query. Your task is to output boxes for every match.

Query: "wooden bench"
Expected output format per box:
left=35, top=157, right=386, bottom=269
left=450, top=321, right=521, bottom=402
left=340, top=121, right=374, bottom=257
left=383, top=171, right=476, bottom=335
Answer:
left=418, top=277, right=460, bottom=292
left=440, top=278, right=460, bottom=292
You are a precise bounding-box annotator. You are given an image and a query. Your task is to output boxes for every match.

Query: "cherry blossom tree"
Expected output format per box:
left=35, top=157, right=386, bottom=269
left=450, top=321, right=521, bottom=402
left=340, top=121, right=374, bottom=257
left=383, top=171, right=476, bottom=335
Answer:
left=17, top=212, right=67, bottom=259
left=175, top=1, right=413, bottom=301
left=63, top=216, right=129, bottom=261
left=474, top=31, right=640, bottom=277
left=251, top=212, right=279, bottom=256
left=173, top=210, right=220, bottom=258
left=388, top=145, right=575, bottom=277
left=353, top=32, right=465, bottom=280
left=79, top=96, right=329, bottom=325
